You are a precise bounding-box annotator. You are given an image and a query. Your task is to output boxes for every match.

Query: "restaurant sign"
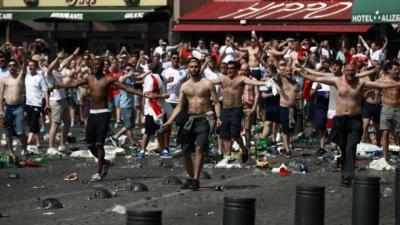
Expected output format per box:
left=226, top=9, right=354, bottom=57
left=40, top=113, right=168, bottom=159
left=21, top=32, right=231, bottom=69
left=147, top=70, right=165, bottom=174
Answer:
left=217, top=2, right=353, bottom=20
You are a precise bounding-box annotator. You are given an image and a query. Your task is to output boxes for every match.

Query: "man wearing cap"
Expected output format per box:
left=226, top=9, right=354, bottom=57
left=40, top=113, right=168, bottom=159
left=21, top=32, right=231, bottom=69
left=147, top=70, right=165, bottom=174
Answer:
left=153, top=39, right=180, bottom=58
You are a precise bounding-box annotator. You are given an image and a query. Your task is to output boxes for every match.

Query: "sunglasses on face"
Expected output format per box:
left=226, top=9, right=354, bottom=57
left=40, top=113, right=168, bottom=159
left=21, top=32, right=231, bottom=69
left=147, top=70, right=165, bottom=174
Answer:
left=227, top=67, right=235, bottom=70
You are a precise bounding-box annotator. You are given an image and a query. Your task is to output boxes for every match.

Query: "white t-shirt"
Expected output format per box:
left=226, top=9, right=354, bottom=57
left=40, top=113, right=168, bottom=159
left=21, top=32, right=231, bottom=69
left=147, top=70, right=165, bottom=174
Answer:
left=143, top=73, right=166, bottom=116
left=219, top=45, right=237, bottom=63
left=25, top=72, right=48, bottom=107
left=0, top=67, right=8, bottom=82
left=325, top=72, right=337, bottom=110
left=204, top=67, right=223, bottom=101
left=153, top=46, right=175, bottom=56
left=46, top=67, right=66, bottom=101
left=161, top=67, right=187, bottom=104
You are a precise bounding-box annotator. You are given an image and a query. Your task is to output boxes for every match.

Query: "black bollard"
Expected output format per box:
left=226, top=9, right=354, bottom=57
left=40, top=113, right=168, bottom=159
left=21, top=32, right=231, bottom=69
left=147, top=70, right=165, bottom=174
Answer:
left=396, top=168, right=400, bottom=225
left=223, top=197, right=256, bottom=225
left=295, top=185, right=325, bottom=225
left=352, top=176, right=380, bottom=225
left=127, top=209, right=162, bottom=225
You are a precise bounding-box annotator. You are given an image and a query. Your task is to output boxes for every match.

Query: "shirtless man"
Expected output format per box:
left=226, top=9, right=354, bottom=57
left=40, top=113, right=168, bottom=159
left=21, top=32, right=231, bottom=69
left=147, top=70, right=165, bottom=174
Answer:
left=301, top=63, right=400, bottom=186
left=378, top=61, right=400, bottom=160
left=361, top=70, right=382, bottom=145
left=162, top=58, right=221, bottom=190
left=56, top=58, right=146, bottom=182
left=277, top=66, right=301, bottom=156
left=0, top=58, right=27, bottom=155
left=235, top=31, right=262, bottom=80
left=268, top=39, right=290, bottom=67
left=211, top=61, right=267, bottom=162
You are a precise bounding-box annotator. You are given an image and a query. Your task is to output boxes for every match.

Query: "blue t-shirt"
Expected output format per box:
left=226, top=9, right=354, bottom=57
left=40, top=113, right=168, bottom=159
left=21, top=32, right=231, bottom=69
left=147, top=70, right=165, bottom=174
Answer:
left=119, top=76, right=136, bottom=108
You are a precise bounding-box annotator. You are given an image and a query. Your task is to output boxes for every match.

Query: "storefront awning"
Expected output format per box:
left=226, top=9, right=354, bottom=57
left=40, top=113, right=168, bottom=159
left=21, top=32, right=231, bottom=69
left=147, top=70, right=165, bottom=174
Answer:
left=173, top=24, right=373, bottom=33
left=352, top=0, right=400, bottom=23
left=0, top=6, right=160, bottom=21
left=179, top=1, right=354, bottom=22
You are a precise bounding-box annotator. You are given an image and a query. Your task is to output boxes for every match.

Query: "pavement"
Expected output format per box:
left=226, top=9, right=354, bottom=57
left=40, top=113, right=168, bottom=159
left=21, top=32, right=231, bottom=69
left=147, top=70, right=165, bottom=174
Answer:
left=0, top=125, right=398, bottom=225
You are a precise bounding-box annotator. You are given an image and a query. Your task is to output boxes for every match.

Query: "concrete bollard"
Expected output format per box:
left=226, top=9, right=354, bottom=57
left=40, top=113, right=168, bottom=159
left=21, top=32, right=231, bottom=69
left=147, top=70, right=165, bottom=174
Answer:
left=127, top=209, right=162, bottom=225
left=223, top=197, right=256, bottom=225
left=352, top=176, right=380, bottom=225
left=295, top=185, right=325, bottom=225
left=396, top=168, right=400, bottom=225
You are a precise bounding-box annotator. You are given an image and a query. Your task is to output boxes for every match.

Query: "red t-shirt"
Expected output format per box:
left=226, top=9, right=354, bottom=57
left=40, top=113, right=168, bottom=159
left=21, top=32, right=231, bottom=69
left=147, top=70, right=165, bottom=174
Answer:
left=109, top=70, right=122, bottom=96
left=181, top=49, right=192, bottom=60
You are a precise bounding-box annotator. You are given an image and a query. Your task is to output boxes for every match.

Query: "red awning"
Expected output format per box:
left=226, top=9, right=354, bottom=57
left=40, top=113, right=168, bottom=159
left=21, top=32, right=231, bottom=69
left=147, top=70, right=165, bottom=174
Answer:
left=179, top=1, right=354, bottom=22
left=173, top=24, right=373, bottom=33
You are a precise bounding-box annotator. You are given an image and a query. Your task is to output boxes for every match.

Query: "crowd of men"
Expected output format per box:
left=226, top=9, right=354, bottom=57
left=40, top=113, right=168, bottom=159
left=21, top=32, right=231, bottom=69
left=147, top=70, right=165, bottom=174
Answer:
left=1, top=32, right=400, bottom=189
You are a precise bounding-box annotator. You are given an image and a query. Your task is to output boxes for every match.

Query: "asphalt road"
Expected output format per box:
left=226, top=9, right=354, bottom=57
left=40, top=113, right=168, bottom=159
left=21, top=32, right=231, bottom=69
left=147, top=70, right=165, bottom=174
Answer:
left=0, top=126, right=398, bottom=225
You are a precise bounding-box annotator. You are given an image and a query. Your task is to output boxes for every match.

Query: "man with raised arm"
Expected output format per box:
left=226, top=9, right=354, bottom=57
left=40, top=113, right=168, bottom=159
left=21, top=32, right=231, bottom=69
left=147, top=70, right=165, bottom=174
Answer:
left=162, top=58, right=221, bottom=191
left=55, top=57, right=146, bottom=182
left=0, top=57, right=27, bottom=156
left=300, top=63, right=400, bottom=186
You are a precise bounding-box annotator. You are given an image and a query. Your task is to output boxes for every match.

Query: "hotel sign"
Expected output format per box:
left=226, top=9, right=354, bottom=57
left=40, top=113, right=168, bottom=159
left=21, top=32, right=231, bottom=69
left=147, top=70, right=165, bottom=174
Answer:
left=352, top=11, right=400, bottom=23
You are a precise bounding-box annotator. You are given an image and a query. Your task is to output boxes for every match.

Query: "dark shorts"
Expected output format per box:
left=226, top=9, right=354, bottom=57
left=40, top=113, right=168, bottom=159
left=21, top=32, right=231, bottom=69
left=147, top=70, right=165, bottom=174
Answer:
left=26, top=105, right=42, bottom=133
left=265, top=111, right=280, bottom=123
left=86, top=112, right=110, bottom=145
left=3, top=104, right=25, bottom=136
left=145, top=115, right=164, bottom=135
left=121, top=108, right=134, bottom=129
left=220, top=107, right=244, bottom=139
left=182, top=117, right=211, bottom=154
left=314, top=109, right=328, bottom=131
left=279, top=106, right=297, bottom=134
left=250, top=69, right=262, bottom=80
left=362, top=102, right=381, bottom=123
left=66, top=96, right=77, bottom=107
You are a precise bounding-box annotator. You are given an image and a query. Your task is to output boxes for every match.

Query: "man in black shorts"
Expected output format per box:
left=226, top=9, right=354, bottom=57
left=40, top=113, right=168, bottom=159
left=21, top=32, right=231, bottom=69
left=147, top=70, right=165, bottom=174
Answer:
left=163, top=58, right=221, bottom=191
left=56, top=58, right=146, bottom=182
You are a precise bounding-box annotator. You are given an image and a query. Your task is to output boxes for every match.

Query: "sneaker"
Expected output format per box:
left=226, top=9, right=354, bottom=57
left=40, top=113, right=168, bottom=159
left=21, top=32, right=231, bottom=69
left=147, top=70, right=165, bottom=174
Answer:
left=58, top=145, right=67, bottom=152
left=90, top=173, right=103, bottom=182
left=27, top=145, right=40, bottom=155
left=109, top=136, right=119, bottom=147
left=316, top=148, right=327, bottom=156
left=278, top=148, right=291, bottom=158
left=341, top=177, right=352, bottom=187
left=47, top=148, right=65, bottom=157
left=100, top=160, right=111, bottom=179
left=160, top=150, right=173, bottom=159
left=181, top=178, right=194, bottom=189
left=137, top=150, right=146, bottom=159
left=40, top=127, right=46, bottom=133
left=190, top=179, right=200, bottom=191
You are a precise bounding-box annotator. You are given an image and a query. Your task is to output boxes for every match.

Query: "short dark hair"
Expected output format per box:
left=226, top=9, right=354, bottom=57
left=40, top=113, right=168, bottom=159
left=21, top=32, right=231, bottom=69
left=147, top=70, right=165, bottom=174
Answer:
left=383, top=61, right=400, bottom=73
left=170, top=51, right=179, bottom=58
left=189, top=57, right=200, bottom=65
left=330, top=60, right=343, bottom=68
left=151, top=61, right=162, bottom=74
left=227, top=60, right=239, bottom=69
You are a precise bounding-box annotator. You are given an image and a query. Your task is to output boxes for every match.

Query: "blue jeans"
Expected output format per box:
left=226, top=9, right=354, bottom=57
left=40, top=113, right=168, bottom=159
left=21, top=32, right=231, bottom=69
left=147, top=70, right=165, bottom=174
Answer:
left=4, top=104, right=25, bottom=135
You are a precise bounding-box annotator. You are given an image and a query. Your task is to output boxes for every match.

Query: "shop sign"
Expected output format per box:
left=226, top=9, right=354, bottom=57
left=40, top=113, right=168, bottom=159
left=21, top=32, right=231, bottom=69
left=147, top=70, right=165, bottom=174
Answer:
left=124, top=12, right=145, bottom=19
left=50, top=12, right=84, bottom=20
left=0, top=13, right=13, bottom=20
left=66, top=0, right=97, bottom=7
left=218, top=1, right=353, bottom=20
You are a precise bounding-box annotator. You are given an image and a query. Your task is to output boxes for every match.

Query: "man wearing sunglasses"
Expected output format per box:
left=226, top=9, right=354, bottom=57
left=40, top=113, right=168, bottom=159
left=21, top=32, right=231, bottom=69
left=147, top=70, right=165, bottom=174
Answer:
left=0, top=58, right=28, bottom=156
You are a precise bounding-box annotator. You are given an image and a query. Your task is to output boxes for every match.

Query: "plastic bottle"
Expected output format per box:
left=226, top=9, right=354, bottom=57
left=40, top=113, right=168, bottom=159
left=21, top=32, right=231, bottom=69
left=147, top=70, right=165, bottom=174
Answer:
left=0, top=156, right=10, bottom=168
left=382, top=187, right=393, bottom=198
left=31, top=157, right=48, bottom=164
